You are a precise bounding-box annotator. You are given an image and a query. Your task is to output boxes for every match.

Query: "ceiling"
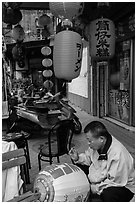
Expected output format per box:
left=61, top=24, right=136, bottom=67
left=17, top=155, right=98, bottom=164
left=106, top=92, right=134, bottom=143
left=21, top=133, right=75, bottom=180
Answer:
left=19, top=2, right=135, bottom=24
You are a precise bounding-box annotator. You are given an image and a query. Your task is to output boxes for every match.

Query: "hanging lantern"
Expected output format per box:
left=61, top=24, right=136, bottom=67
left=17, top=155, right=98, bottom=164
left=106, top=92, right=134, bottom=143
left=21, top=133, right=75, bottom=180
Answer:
left=38, top=14, right=51, bottom=27
left=2, top=8, right=22, bottom=25
left=42, top=58, right=53, bottom=67
left=41, top=46, right=51, bottom=56
left=34, top=163, right=90, bottom=202
left=12, top=25, right=25, bottom=42
left=43, top=80, right=53, bottom=90
left=43, top=70, right=53, bottom=78
left=53, top=30, right=83, bottom=81
left=89, top=18, right=115, bottom=60
left=49, top=2, right=84, bottom=20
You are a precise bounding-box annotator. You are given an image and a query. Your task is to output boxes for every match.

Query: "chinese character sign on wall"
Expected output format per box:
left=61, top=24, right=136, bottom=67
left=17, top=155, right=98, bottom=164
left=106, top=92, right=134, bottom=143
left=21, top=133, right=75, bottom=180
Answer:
left=89, top=18, right=115, bottom=60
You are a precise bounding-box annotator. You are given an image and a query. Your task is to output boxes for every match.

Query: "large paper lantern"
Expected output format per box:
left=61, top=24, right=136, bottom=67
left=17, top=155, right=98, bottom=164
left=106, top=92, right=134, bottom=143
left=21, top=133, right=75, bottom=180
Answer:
left=49, top=2, right=84, bottom=20
left=53, top=30, right=83, bottom=81
left=12, top=25, right=25, bottom=42
left=89, top=18, right=115, bottom=60
left=33, top=163, right=90, bottom=202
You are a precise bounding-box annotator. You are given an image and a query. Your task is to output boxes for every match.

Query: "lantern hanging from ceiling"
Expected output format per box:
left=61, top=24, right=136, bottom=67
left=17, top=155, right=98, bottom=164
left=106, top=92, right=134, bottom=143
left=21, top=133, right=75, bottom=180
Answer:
left=38, top=14, right=52, bottom=27
left=34, top=163, right=90, bottom=202
left=12, top=24, right=25, bottom=42
left=89, top=18, right=115, bottom=60
left=42, top=58, right=52, bottom=67
left=43, top=80, right=53, bottom=90
left=41, top=46, right=51, bottom=56
left=49, top=2, right=84, bottom=20
left=2, top=7, right=22, bottom=25
left=53, top=30, right=83, bottom=81
left=43, top=70, right=53, bottom=78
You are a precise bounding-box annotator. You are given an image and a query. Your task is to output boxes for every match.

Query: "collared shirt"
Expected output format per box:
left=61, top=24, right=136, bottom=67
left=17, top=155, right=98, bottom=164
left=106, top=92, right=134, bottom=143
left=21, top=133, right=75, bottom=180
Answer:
left=76, top=136, right=135, bottom=195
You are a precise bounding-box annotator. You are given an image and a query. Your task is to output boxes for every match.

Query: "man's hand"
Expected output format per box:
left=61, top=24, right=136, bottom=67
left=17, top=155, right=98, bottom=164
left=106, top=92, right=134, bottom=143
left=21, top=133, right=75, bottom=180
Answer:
left=69, top=147, right=79, bottom=162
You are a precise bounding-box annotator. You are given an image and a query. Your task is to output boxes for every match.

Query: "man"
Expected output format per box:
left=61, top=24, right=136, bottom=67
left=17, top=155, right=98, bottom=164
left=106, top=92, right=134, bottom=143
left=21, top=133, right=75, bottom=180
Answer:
left=69, top=121, right=135, bottom=202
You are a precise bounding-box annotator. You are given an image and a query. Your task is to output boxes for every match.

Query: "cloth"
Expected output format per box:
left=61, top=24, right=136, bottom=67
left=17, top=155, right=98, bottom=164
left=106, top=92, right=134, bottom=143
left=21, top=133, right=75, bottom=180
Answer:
left=2, top=141, right=24, bottom=202
left=75, top=136, right=135, bottom=195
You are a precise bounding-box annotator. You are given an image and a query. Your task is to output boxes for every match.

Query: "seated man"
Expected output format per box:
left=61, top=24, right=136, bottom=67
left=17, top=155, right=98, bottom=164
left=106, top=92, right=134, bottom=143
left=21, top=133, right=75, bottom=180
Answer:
left=69, top=121, right=135, bottom=202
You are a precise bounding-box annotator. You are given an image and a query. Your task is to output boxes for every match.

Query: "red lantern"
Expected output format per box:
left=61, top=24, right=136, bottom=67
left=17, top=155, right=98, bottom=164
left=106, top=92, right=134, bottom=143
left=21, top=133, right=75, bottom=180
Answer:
left=34, top=163, right=90, bottom=202
left=38, top=14, right=51, bottom=27
left=12, top=25, right=25, bottom=42
left=89, top=18, right=115, bottom=60
left=53, top=30, right=83, bottom=81
left=49, top=2, right=84, bottom=20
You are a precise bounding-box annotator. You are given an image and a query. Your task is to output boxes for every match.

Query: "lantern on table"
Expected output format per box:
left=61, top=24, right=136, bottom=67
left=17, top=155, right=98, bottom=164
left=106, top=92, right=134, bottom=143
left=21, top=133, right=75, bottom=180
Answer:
left=53, top=30, right=83, bottom=81
left=33, top=163, right=90, bottom=202
left=49, top=2, right=84, bottom=21
left=89, top=17, right=115, bottom=60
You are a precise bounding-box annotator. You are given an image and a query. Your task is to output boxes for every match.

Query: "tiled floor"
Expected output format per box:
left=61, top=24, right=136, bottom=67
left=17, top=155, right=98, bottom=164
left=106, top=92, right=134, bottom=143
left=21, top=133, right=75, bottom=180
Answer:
left=26, top=104, right=135, bottom=192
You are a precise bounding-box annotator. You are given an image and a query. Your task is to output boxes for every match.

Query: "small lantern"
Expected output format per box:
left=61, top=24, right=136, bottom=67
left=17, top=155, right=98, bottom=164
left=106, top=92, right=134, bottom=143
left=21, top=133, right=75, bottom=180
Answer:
left=53, top=30, right=83, bottom=81
left=12, top=24, right=25, bottom=42
left=43, top=70, right=53, bottom=78
left=49, top=2, right=84, bottom=20
left=43, top=80, right=53, bottom=90
left=42, top=58, right=52, bottom=67
left=34, top=163, right=90, bottom=202
left=41, top=46, right=51, bottom=56
left=89, top=18, right=115, bottom=60
left=38, top=14, right=51, bottom=27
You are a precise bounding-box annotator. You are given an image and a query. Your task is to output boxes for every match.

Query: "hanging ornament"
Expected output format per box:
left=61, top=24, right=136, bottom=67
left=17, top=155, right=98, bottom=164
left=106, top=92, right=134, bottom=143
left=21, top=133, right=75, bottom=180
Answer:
left=41, top=46, right=51, bottom=56
left=42, top=58, right=52, bottom=67
left=43, top=80, right=53, bottom=90
left=89, top=17, right=115, bottom=60
left=2, top=7, right=22, bottom=25
left=43, top=70, right=53, bottom=78
left=34, top=163, right=90, bottom=202
left=12, top=24, right=25, bottom=42
left=53, top=30, right=83, bottom=81
left=49, top=2, right=84, bottom=21
left=38, top=14, right=52, bottom=27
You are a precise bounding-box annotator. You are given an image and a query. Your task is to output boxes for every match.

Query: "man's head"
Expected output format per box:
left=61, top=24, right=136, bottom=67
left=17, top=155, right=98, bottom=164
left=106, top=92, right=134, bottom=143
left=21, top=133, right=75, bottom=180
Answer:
left=84, top=121, right=110, bottom=150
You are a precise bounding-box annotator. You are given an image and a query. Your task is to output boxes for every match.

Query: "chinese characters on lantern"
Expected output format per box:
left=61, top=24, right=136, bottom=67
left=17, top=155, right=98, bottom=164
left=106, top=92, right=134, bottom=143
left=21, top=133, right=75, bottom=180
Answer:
left=95, top=19, right=111, bottom=58
left=89, top=18, right=115, bottom=60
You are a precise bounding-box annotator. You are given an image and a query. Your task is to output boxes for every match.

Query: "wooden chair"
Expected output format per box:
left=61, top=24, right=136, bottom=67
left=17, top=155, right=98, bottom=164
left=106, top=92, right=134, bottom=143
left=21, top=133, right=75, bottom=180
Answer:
left=2, top=148, right=28, bottom=193
left=38, top=119, right=74, bottom=170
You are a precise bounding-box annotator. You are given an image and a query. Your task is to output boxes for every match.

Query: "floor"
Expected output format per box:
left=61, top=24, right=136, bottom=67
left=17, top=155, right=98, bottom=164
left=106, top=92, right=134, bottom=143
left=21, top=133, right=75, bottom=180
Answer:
left=25, top=104, right=135, bottom=193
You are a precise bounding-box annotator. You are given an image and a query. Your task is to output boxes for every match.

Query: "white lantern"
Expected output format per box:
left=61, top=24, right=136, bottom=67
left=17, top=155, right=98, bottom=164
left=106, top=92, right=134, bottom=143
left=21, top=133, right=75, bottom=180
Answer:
left=34, top=163, right=90, bottom=202
left=43, top=70, right=53, bottom=78
left=49, top=2, right=84, bottom=20
left=89, top=18, right=115, bottom=60
left=41, top=46, right=51, bottom=56
left=42, top=58, right=52, bottom=67
left=12, top=24, right=25, bottom=42
left=53, top=30, right=83, bottom=81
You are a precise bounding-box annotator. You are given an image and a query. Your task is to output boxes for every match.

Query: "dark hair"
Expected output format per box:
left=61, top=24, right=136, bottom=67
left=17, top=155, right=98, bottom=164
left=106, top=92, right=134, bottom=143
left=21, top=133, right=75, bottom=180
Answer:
left=84, top=121, right=110, bottom=139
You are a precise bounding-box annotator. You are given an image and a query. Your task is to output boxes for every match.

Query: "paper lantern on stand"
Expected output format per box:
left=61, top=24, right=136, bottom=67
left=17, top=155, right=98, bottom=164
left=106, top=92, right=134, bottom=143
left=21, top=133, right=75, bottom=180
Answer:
left=89, top=18, right=115, bottom=60
left=49, top=2, right=84, bottom=21
left=33, top=163, right=90, bottom=202
left=53, top=30, right=83, bottom=81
